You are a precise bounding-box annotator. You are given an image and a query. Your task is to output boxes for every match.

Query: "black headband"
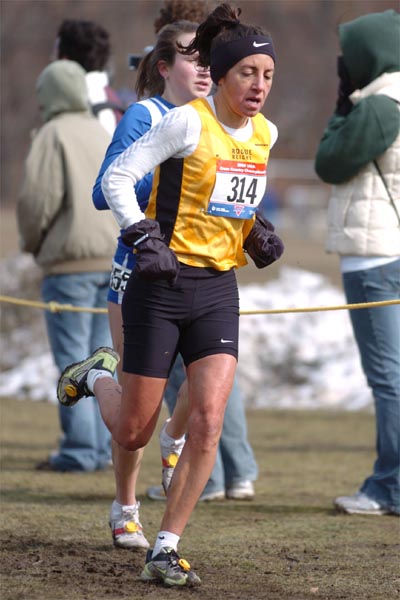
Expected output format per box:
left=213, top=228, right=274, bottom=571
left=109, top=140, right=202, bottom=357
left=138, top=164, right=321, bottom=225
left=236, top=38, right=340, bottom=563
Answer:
left=210, top=35, right=275, bottom=84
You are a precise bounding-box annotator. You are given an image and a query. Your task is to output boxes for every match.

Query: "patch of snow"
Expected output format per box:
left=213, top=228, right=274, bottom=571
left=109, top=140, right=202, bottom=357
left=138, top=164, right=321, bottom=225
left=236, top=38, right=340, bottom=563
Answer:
left=237, top=268, right=371, bottom=410
left=0, top=255, right=371, bottom=409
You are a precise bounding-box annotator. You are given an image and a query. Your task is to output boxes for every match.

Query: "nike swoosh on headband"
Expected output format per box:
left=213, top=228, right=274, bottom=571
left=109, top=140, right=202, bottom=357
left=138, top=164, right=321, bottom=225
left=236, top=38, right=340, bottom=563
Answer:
left=253, top=41, right=270, bottom=48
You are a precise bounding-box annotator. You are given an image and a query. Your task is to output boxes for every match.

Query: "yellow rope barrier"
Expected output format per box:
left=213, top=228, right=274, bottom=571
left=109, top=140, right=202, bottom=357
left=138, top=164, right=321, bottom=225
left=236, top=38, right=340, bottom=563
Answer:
left=0, top=295, right=106, bottom=314
left=1, top=294, right=399, bottom=315
left=241, top=299, right=400, bottom=315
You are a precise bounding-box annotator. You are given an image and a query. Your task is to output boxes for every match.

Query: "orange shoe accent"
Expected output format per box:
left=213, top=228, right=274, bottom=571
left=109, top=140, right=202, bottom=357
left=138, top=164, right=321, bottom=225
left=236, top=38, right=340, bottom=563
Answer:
left=65, top=384, right=78, bottom=397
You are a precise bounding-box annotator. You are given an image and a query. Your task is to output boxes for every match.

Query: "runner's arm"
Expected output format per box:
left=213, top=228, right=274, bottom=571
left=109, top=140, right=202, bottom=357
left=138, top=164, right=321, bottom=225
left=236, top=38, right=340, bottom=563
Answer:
left=102, top=105, right=201, bottom=229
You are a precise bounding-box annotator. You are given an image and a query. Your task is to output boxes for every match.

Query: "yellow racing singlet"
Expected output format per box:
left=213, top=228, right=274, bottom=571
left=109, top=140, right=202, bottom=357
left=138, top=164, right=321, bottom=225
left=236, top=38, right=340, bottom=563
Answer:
left=146, top=98, right=272, bottom=271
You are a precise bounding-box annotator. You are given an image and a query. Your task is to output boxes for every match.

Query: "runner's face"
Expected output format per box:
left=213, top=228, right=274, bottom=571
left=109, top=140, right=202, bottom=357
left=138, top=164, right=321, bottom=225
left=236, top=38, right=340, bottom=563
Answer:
left=218, top=54, right=274, bottom=121
left=164, top=32, right=212, bottom=105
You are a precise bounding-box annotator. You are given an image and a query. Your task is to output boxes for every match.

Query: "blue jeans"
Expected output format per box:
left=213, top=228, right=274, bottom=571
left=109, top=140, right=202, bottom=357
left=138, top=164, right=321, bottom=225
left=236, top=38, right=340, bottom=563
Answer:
left=42, top=272, right=112, bottom=471
left=164, top=355, right=258, bottom=494
left=343, top=259, right=400, bottom=514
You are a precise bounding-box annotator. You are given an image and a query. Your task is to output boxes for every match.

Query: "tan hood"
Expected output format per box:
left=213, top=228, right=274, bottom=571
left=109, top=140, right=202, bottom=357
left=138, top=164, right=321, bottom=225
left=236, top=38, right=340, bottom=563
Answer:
left=36, top=59, right=89, bottom=122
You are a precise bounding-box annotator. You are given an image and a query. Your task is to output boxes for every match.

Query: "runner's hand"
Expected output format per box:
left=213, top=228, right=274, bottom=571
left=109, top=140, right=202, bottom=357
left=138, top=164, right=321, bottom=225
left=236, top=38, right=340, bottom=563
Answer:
left=122, top=218, right=180, bottom=284
left=243, top=212, right=284, bottom=268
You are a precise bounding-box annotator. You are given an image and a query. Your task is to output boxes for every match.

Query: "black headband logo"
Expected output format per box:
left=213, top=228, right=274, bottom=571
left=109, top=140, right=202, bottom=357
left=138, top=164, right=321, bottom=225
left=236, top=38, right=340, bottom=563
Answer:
left=210, top=35, right=276, bottom=84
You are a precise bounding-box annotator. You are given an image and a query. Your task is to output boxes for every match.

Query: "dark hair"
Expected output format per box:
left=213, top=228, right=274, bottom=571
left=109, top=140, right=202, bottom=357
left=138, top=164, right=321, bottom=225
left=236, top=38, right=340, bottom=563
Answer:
left=57, top=19, right=110, bottom=72
left=154, top=0, right=210, bottom=34
left=180, top=3, right=268, bottom=67
left=135, top=20, right=198, bottom=99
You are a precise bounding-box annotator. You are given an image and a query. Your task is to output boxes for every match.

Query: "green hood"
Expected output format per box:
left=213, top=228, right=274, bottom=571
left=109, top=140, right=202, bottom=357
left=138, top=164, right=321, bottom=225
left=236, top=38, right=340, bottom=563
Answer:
left=339, top=10, right=400, bottom=90
left=36, top=59, right=89, bottom=122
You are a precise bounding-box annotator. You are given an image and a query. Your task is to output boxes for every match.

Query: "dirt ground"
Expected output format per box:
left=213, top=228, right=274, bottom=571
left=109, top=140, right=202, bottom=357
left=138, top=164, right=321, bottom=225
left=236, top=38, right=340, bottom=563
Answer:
left=2, top=399, right=400, bottom=600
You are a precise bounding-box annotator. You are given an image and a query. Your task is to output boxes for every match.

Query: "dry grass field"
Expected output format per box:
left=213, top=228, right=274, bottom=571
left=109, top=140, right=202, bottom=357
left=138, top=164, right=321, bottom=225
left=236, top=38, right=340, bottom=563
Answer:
left=1, top=398, right=399, bottom=600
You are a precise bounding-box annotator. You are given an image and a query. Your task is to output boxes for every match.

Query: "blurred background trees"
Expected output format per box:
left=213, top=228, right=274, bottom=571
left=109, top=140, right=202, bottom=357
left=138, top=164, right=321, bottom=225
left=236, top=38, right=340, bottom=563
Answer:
left=1, top=0, right=396, bottom=209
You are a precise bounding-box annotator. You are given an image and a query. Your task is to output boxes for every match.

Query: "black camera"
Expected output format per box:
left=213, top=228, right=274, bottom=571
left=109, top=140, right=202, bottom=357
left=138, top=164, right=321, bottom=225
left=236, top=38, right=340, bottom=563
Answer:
left=128, top=46, right=154, bottom=71
left=128, top=54, right=142, bottom=71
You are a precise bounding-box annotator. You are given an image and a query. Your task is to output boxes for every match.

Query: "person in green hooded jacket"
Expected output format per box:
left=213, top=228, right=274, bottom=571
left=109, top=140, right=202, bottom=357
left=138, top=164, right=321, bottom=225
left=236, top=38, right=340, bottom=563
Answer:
left=315, top=10, right=400, bottom=516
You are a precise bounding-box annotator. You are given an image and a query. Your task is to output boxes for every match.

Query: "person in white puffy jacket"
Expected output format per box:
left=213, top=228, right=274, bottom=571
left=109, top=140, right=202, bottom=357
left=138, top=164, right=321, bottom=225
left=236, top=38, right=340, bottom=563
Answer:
left=315, top=9, right=400, bottom=516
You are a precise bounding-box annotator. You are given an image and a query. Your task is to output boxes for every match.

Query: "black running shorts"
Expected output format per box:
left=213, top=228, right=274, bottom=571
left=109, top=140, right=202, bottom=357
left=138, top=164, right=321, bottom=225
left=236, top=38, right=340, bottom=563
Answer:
left=121, top=264, right=240, bottom=377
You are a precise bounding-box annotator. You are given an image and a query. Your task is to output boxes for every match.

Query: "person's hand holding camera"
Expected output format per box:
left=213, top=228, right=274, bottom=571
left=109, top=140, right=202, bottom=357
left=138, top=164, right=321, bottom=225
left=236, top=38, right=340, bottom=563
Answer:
left=336, top=56, right=355, bottom=116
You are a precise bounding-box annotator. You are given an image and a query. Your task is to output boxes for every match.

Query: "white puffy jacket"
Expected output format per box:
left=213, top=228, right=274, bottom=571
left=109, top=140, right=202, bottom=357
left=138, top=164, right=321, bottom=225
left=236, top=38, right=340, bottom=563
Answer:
left=326, top=74, right=400, bottom=257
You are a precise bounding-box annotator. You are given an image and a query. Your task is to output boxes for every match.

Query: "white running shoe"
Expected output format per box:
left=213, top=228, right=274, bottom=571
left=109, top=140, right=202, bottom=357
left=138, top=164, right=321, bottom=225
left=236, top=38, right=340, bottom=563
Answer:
left=146, top=485, right=167, bottom=501
left=147, top=480, right=255, bottom=502
left=226, top=480, right=255, bottom=500
left=198, top=489, right=225, bottom=502
left=159, top=419, right=186, bottom=493
left=334, top=492, right=390, bottom=515
left=109, top=500, right=150, bottom=550
left=146, top=485, right=226, bottom=503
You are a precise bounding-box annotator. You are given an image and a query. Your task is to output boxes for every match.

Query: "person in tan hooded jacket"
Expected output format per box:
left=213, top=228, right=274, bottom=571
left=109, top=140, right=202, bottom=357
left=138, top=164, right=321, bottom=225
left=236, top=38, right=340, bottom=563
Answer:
left=17, top=59, right=119, bottom=472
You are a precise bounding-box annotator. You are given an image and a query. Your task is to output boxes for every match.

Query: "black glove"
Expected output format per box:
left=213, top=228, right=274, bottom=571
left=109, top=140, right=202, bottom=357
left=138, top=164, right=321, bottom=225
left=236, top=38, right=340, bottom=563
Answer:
left=335, top=56, right=354, bottom=116
left=243, top=212, right=284, bottom=268
left=122, top=218, right=180, bottom=284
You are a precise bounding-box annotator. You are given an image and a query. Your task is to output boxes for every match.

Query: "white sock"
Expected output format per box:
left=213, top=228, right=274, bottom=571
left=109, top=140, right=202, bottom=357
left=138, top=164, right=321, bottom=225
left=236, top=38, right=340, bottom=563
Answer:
left=111, top=499, right=137, bottom=518
left=161, top=419, right=186, bottom=449
left=152, top=531, right=180, bottom=557
left=86, top=369, right=113, bottom=393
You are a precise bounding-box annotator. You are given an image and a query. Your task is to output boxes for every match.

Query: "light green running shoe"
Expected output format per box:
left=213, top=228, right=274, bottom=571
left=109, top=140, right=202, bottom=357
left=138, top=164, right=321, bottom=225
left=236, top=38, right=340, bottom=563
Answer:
left=140, top=547, right=201, bottom=587
left=57, top=347, right=119, bottom=406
